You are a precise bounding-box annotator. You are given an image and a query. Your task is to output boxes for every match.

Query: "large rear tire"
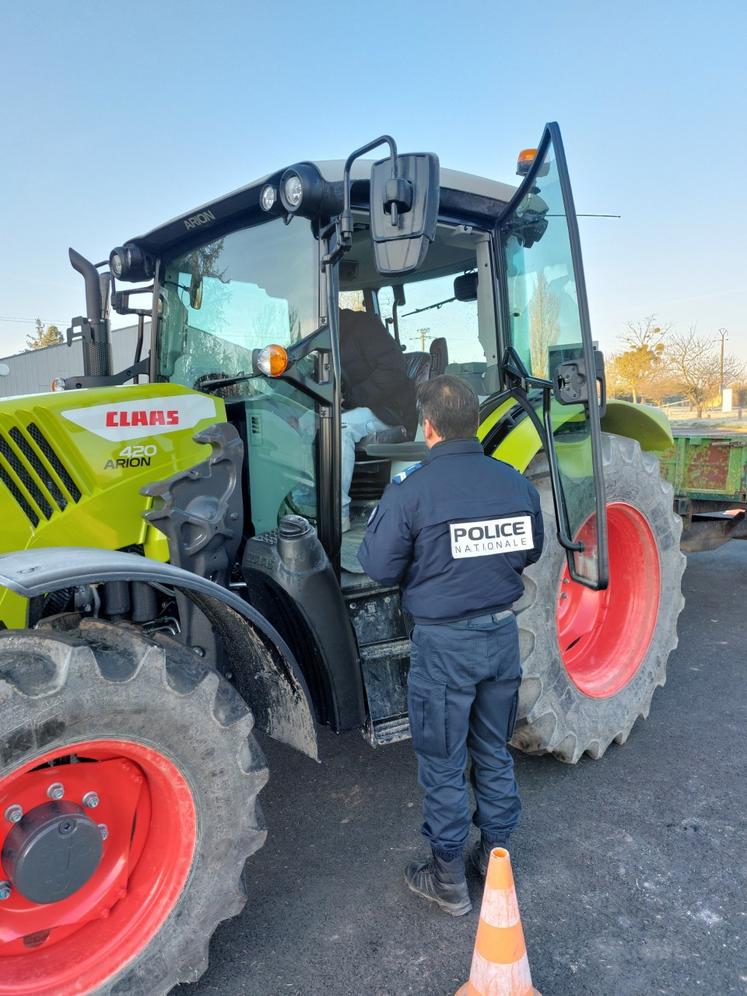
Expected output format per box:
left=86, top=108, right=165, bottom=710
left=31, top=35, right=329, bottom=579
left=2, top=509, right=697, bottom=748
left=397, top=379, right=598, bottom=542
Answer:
left=513, top=433, right=686, bottom=763
left=0, top=619, right=267, bottom=995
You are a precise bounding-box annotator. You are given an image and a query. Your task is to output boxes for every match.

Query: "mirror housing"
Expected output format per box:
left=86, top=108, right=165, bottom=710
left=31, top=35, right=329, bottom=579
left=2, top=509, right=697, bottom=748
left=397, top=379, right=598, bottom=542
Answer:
left=454, top=272, right=478, bottom=302
left=370, top=152, right=439, bottom=275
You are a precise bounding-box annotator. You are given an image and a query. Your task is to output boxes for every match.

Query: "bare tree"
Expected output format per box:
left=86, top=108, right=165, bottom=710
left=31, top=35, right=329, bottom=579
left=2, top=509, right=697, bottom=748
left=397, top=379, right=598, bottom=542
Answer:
left=606, top=316, right=670, bottom=403
left=666, top=328, right=744, bottom=417
left=528, top=273, right=560, bottom=377
left=621, top=315, right=670, bottom=351
left=26, top=319, right=63, bottom=350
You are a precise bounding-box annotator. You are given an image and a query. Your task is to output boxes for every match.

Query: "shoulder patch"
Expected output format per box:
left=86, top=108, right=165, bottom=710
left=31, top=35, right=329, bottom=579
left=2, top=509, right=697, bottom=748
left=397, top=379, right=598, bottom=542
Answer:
left=392, top=462, right=422, bottom=485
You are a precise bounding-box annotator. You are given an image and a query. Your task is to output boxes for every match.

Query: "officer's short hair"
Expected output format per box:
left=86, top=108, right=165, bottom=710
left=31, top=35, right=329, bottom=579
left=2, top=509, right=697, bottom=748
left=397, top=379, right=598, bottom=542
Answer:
left=417, top=375, right=479, bottom=439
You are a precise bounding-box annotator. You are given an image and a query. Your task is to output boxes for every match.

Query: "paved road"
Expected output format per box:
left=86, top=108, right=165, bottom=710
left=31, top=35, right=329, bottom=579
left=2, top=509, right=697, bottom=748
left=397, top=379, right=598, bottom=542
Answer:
left=178, top=542, right=747, bottom=996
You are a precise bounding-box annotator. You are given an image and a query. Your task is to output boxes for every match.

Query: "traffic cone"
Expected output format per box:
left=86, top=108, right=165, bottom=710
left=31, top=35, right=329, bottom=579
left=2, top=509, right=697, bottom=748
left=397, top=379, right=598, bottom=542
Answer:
left=456, top=847, right=540, bottom=996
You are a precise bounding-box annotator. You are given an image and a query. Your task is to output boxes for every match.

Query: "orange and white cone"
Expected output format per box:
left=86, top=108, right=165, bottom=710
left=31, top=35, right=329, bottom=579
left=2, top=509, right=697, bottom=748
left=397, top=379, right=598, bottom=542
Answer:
left=456, top=847, right=540, bottom=996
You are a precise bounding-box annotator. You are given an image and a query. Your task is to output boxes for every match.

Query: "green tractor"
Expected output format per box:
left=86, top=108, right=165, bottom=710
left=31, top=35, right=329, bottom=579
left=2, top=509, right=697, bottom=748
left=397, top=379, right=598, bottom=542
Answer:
left=0, top=124, right=684, bottom=994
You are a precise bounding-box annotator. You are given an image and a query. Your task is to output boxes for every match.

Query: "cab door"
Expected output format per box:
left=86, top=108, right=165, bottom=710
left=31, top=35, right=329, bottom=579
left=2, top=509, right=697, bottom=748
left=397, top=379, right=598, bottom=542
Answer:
left=497, top=123, right=608, bottom=589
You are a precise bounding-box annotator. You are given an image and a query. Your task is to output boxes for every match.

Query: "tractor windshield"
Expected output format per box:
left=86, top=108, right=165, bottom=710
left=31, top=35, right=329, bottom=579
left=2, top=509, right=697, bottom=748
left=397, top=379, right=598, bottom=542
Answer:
left=157, top=217, right=319, bottom=389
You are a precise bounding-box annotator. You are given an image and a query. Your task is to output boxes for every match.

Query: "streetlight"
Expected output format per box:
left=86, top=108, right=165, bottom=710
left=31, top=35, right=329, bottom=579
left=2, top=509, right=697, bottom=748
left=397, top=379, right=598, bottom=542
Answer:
left=718, top=328, right=728, bottom=409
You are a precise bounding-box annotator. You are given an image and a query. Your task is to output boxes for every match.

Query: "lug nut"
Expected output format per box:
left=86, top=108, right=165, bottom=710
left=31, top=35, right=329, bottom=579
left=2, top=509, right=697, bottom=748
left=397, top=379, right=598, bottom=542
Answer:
left=0, top=881, right=11, bottom=901
left=82, top=792, right=100, bottom=809
left=47, top=782, right=65, bottom=800
left=98, top=823, right=109, bottom=841
left=4, top=805, right=23, bottom=824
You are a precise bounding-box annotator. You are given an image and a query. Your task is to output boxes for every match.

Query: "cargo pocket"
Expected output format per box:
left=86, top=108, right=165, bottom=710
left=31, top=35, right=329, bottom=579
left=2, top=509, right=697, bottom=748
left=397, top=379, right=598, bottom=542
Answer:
left=506, top=690, right=519, bottom=741
left=407, top=671, right=448, bottom=758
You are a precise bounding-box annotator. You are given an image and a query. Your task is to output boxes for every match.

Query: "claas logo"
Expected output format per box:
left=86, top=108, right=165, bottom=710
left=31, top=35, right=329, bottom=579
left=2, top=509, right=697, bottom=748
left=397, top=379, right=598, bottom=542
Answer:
left=104, top=409, right=179, bottom=428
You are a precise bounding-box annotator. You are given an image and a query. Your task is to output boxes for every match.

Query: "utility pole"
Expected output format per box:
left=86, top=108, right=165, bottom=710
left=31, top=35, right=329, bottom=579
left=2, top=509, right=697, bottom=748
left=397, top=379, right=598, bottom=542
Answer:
left=718, top=328, right=728, bottom=409
left=415, top=327, right=432, bottom=351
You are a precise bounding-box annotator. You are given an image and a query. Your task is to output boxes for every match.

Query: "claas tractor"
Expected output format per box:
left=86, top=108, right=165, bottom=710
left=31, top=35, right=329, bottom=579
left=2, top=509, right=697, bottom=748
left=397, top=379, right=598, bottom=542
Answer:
left=0, top=125, right=684, bottom=994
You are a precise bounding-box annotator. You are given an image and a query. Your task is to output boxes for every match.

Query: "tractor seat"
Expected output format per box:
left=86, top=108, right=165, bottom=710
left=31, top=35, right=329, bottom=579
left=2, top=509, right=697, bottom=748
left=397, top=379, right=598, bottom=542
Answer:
left=429, top=337, right=448, bottom=377
left=356, top=424, right=408, bottom=451
left=404, top=351, right=432, bottom=383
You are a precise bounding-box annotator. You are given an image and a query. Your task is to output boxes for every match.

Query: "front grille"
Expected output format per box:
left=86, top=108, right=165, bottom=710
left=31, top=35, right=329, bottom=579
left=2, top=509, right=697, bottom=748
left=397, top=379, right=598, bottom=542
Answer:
left=9, top=427, right=67, bottom=511
left=27, top=424, right=82, bottom=502
left=0, top=464, right=39, bottom=527
left=0, top=421, right=83, bottom=528
left=0, top=435, right=53, bottom=519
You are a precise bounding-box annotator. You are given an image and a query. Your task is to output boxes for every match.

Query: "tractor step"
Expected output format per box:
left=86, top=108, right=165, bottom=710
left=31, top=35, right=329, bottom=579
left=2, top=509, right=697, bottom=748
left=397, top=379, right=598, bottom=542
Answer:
left=346, top=586, right=412, bottom=748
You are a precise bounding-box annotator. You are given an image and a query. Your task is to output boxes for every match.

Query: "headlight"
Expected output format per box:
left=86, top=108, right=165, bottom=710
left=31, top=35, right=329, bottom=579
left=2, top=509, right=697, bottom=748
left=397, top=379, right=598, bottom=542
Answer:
left=51, top=376, right=67, bottom=392
left=108, top=245, right=154, bottom=282
left=282, top=173, right=304, bottom=211
left=260, top=184, right=277, bottom=212
left=110, top=250, right=125, bottom=278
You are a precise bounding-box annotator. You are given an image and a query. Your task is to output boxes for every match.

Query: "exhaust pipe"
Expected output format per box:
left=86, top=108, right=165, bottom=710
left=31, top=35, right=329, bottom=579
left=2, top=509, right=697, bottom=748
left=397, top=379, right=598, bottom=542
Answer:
left=68, top=248, right=111, bottom=378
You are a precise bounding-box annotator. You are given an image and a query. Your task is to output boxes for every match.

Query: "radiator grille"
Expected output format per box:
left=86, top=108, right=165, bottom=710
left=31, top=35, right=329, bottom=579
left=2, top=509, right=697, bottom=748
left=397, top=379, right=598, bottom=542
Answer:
left=0, top=421, right=83, bottom=528
left=27, top=424, right=82, bottom=501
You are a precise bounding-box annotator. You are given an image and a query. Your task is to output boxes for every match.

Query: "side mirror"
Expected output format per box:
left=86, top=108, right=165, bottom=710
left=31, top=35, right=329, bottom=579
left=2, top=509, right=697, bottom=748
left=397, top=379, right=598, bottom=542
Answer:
left=189, top=274, right=203, bottom=310
left=454, top=272, right=478, bottom=302
left=370, top=152, right=439, bottom=276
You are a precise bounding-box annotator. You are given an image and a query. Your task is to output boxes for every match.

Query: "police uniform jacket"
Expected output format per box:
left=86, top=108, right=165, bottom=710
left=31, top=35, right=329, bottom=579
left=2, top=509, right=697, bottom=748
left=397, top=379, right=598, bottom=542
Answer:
left=357, top=438, right=544, bottom=624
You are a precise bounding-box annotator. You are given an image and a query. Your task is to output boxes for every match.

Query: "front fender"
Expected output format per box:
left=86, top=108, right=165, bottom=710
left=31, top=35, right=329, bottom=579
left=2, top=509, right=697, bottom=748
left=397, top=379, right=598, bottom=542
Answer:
left=479, top=395, right=674, bottom=472
left=0, top=547, right=318, bottom=760
left=599, top=400, right=674, bottom=452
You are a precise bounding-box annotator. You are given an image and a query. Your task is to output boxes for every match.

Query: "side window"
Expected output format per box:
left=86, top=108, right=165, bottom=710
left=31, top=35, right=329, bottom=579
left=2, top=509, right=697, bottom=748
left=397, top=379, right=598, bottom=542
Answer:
left=377, top=267, right=495, bottom=397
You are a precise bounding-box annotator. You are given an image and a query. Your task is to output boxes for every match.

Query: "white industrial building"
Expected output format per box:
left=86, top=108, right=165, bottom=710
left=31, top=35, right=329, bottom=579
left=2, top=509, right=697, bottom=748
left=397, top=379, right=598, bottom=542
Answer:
left=0, top=324, right=145, bottom=397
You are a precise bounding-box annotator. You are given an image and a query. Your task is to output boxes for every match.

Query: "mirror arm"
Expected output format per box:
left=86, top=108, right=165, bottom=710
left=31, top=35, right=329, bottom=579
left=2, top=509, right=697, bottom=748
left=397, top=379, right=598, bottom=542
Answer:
left=323, top=135, right=399, bottom=270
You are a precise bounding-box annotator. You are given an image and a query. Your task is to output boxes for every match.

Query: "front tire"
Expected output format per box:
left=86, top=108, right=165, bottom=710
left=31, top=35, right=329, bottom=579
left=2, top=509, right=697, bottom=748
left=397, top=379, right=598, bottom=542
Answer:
left=0, top=619, right=267, bottom=995
left=513, top=433, right=686, bottom=763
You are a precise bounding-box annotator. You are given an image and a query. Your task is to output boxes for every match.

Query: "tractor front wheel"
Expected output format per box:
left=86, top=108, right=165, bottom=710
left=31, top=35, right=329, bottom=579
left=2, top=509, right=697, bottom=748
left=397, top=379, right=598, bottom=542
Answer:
left=0, top=619, right=267, bottom=995
left=514, top=432, right=686, bottom=763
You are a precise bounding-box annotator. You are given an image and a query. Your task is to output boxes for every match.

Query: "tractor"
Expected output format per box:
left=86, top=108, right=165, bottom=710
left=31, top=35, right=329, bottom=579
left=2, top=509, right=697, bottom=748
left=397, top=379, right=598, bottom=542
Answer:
left=0, top=124, right=684, bottom=994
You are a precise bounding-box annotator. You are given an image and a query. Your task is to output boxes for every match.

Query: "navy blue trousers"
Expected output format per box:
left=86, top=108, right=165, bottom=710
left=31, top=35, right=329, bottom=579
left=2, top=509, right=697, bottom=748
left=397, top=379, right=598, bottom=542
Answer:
left=407, top=611, right=522, bottom=857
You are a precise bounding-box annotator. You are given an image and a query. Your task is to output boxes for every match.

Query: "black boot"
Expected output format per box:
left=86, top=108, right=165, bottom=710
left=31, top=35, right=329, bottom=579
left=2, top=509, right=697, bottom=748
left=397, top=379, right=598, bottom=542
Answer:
left=469, top=835, right=509, bottom=878
left=404, top=851, right=472, bottom=916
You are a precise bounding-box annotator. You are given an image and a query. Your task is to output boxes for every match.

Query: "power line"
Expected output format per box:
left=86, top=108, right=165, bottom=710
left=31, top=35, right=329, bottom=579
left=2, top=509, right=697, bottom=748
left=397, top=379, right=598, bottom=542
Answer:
left=0, top=315, right=68, bottom=326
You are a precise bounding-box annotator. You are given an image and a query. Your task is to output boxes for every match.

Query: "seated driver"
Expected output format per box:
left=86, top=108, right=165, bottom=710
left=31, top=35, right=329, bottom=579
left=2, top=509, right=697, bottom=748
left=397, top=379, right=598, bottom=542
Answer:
left=339, top=308, right=417, bottom=531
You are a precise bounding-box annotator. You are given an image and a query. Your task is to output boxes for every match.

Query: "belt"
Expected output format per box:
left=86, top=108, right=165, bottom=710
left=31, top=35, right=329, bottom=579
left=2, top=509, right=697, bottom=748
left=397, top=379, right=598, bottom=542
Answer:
left=413, top=603, right=514, bottom=626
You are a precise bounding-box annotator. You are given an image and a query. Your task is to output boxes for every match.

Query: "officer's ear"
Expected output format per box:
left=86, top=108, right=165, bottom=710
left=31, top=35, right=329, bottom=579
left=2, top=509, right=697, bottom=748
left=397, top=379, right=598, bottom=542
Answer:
left=422, top=416, right=437, bottom=446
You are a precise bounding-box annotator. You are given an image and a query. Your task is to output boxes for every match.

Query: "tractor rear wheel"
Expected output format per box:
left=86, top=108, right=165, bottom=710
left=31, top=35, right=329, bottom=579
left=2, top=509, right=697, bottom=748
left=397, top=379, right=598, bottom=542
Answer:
left=0, top=618, right=267, bottom=995
left=514, top=432, right=686, bottom=763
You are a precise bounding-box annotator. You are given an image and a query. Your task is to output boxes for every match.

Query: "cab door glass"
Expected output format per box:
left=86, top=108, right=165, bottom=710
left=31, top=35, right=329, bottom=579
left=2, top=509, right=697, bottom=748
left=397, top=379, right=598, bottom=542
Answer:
left=500, top=127, right=607, bottom=587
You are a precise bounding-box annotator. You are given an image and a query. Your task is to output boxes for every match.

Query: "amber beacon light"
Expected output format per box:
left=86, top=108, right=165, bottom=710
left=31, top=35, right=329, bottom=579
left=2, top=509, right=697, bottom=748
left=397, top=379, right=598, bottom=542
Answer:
left=516, top=148, right=538, bottom=176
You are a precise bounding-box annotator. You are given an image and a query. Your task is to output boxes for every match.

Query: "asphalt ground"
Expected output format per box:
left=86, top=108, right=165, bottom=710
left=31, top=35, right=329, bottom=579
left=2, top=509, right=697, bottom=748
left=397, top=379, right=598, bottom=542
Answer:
left=178, top=541, right=747, bottom=996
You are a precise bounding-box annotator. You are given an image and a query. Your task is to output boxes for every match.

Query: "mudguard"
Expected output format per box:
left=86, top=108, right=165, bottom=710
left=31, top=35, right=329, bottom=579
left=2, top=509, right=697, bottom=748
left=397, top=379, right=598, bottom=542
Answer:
left=0, top=547, right=318, bottom=760
left=480, top=395, right=674, bottom=471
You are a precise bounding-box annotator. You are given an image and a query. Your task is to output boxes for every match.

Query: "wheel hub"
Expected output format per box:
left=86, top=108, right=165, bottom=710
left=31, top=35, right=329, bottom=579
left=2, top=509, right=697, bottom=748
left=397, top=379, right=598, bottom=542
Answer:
left=2, top=801, right=102, bottom=904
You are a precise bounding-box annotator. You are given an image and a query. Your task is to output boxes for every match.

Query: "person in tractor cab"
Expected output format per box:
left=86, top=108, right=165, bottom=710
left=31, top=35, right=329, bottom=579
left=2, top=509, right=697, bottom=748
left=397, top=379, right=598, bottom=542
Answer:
left=339, top=308, right=417, bottom=530
left=358, top=375, right=544, bottom=916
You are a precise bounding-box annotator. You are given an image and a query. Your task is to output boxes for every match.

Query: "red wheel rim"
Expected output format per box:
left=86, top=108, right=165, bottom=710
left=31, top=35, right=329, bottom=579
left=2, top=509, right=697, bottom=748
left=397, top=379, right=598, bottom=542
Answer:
left=0, top=739, right=196, bottom=996
left=557, top=502, right=661, bottom=698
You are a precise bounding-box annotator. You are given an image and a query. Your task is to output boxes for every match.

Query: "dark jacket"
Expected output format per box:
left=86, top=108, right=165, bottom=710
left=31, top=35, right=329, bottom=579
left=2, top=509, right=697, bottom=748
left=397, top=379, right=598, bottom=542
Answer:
left=339, top=309, right=417, bottom=436
left=358, top=438, right=544, bottom=623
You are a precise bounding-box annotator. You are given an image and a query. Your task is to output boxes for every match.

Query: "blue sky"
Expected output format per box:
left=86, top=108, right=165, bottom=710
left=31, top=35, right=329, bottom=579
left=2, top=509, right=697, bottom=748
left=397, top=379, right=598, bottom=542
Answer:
left=2, top=0, right=746, bottom=363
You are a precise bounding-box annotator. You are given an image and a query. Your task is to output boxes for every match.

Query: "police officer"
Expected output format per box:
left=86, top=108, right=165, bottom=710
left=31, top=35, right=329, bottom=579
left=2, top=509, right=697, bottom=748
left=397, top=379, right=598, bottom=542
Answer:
left=358, top=375, right=543, bottom=916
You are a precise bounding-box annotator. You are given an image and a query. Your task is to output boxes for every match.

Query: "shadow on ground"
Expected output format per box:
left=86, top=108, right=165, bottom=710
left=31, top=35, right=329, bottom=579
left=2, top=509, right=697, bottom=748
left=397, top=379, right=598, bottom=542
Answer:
left=178, top=542, right=747, bottom=996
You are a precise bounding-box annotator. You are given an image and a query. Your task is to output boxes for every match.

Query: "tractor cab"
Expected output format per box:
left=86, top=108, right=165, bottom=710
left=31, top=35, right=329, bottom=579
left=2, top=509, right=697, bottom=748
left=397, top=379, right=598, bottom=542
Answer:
left=106, top=126, right=608, bottom=594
